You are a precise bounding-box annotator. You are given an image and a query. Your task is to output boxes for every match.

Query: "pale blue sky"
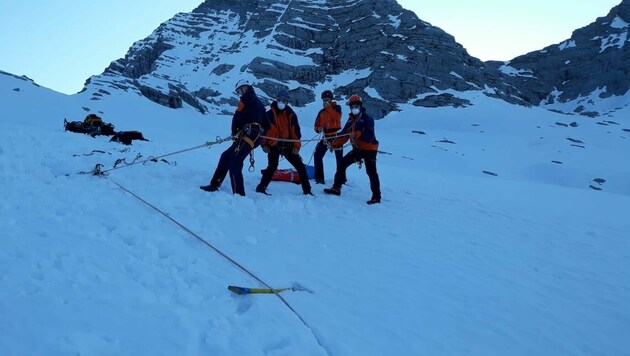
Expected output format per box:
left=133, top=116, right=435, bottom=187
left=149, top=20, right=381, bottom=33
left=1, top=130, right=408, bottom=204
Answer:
left=0, top=0, right=621, bottom=94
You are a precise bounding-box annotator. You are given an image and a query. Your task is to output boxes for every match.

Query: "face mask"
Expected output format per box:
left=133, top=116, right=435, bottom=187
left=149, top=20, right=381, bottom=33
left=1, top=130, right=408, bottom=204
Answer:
left=277, top=102, right=286, bottom=110
left=351, top=107, right=361, bottom=115
left=322, top=100, right=331, bottom=108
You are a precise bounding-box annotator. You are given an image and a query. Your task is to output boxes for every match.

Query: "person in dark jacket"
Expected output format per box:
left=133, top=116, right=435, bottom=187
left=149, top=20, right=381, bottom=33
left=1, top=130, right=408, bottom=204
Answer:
left=256, top=89, right=313, bottom=196
left=313, top=90, right=343, bottom=185
left=200, top=80, right=267, bottom=196
left=323, top=94, right=381, bottom=204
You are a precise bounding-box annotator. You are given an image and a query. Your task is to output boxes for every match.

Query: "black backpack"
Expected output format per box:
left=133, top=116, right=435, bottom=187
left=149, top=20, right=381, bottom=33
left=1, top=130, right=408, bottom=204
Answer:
left=64, top=118, right=115, bottom=137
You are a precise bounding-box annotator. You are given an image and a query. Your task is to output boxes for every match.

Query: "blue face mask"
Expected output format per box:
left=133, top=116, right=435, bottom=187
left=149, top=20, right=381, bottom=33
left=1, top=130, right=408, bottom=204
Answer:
left=277, top=102, right=286, bottom=110
left=351, top=107, right=361, bottom=115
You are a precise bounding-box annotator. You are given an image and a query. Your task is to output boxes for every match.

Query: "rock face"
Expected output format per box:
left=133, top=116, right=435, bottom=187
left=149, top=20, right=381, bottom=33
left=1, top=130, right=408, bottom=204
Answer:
left=489, top=0, right=630, bottom=115
left=81, top=0, right=628, bottom=118
left=82, top=0, right=530, bottom=118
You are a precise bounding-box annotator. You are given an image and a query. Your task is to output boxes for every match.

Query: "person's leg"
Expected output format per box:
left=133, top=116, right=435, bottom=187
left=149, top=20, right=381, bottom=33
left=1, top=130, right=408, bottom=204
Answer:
left=313, top=140, right=327, bottom=183
left=334, top=145, right=345, bottom=184
left=257, top=147, right=280, bottom=192
left=228, top=141, right=254, bottom=196
left=363, top=150, right=381, bottom=203
left=285, top=152, right=312, bottom=194
left=203, top=144, right=237, bottom=190
left=330, top=150, right=356, bottom=190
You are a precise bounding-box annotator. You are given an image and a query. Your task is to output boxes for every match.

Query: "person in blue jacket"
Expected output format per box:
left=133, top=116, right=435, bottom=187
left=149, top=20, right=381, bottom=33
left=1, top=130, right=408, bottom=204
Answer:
left=324, top=94, right=381, bottom=204
left=200, top=80, right=267, bottom=196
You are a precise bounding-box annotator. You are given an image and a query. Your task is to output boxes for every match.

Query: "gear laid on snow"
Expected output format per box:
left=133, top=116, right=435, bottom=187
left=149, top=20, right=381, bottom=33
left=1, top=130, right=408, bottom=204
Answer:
left=64, top=115, right=115, bottom=137
left=65, top=114, right=149, bottom=146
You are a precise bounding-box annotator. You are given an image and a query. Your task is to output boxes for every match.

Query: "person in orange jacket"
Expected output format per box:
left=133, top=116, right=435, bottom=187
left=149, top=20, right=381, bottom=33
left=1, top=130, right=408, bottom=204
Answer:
left=256, top=89, right=313, bottom=196
left=313, top=90, right=343, bottom=184
left=324, top=94, right=381, bottom=204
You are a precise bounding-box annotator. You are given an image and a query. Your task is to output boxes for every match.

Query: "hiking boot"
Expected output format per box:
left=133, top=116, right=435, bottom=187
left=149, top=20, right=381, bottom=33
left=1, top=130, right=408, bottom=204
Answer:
left=200, top=184, right=219, bottom=192
left=323, top=187, right=341, bottom=196
left=315, top=179, right=325, bottom=185
left=303, top=190, right=314, bottom=196
left=367, top=197, right=381, bottom=205
left=256, top=185, right=271, bottom=195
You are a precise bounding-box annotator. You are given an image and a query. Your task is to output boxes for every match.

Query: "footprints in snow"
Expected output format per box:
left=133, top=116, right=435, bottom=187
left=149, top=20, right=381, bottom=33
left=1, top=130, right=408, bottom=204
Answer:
left=589, top=178, right=607, bottom=191
left=414, top=122, right=618, bottom=190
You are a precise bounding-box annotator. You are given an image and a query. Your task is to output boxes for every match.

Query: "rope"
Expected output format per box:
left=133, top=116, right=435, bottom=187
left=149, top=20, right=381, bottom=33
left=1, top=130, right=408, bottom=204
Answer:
left=90, top=135, right=234, bottom=176
left=260, top=132, right=350, bottom=143
left=83, top=132, right=350, bottom=176
left=306, top=133, right=320, bottom=165
left=73, top=149, right=110, bottom=157
left=263, top=132, right=348, bottom=165
left=107, top=178, right=332, bottom=356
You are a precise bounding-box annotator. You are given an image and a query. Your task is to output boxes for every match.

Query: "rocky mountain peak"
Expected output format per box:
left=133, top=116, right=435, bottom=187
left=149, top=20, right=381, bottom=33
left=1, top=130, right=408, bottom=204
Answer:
left=490, top=0, right=630, bottom=116
left=81, top=0, right=628, bottom=118
left=82, top=0, right=529, bottom=118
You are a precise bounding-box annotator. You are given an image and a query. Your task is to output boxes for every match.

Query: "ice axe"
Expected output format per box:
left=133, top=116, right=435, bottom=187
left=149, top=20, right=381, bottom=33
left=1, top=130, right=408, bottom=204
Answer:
left=227, top=283, right=313, bottom=295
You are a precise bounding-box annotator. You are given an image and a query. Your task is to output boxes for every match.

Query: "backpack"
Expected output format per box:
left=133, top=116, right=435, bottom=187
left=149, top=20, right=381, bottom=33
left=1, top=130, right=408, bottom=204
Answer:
left=84, top=114, right=103, bottom=126
left=64, top=119, right=94, bottom=135
left=100, top=123, right=116, bottom=135
left=110, top=131, right=149, bottom=145
left=64, top=118, right=115, bottom=137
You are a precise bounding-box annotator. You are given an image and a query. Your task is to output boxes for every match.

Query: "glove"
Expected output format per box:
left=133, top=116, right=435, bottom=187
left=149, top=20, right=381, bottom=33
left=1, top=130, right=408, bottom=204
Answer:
left=292, top=147, right=299, bottom=155
left=262, top=145, right=270, bottom=153
left=317, top=127, right=323, bottom=133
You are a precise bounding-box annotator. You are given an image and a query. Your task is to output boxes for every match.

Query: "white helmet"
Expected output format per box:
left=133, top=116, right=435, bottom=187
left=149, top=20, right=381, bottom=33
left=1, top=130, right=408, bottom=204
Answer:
left=235, top=79, right=252, bottom=92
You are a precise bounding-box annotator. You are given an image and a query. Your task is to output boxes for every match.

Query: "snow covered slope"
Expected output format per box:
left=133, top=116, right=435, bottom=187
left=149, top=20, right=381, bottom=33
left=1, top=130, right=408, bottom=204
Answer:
left=1, top=70, right=629, bottom=355
left=0, top=70, right=630, bottom=355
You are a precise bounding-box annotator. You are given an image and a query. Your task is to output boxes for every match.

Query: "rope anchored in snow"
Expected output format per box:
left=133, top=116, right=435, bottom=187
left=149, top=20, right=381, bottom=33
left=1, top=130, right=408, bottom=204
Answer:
left=83, top=132, right=350, bottom=176
left=87, top=135, right=235, bottom=176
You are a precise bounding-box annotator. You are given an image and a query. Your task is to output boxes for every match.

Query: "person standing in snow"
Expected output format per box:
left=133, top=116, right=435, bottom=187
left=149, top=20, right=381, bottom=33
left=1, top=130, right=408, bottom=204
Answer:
left=313, top=90, right=343, bottom=185
left=323, top=94, right=381, bottom=205
left=256, top=89, right=313, bottom=196
left=200, top=80, right=267, bottom=196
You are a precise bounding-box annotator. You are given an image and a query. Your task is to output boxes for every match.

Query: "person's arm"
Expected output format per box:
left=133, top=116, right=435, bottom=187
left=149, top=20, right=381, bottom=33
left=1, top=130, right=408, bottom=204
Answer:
left=332, top=120, right=351, bottom=148
left=231, top=101, right=246, bottom=135
left=328, top=104, right=342, bottom=130
left=314, top=110, right=323, bottom=133
left=291, top=112, right=302, bottom=149
left=262, top=110, right=278, bottom=147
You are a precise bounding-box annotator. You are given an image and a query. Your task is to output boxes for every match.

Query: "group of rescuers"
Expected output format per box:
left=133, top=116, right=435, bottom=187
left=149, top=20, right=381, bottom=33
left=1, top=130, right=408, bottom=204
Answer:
left=200, top=80, right=381, bottom=205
